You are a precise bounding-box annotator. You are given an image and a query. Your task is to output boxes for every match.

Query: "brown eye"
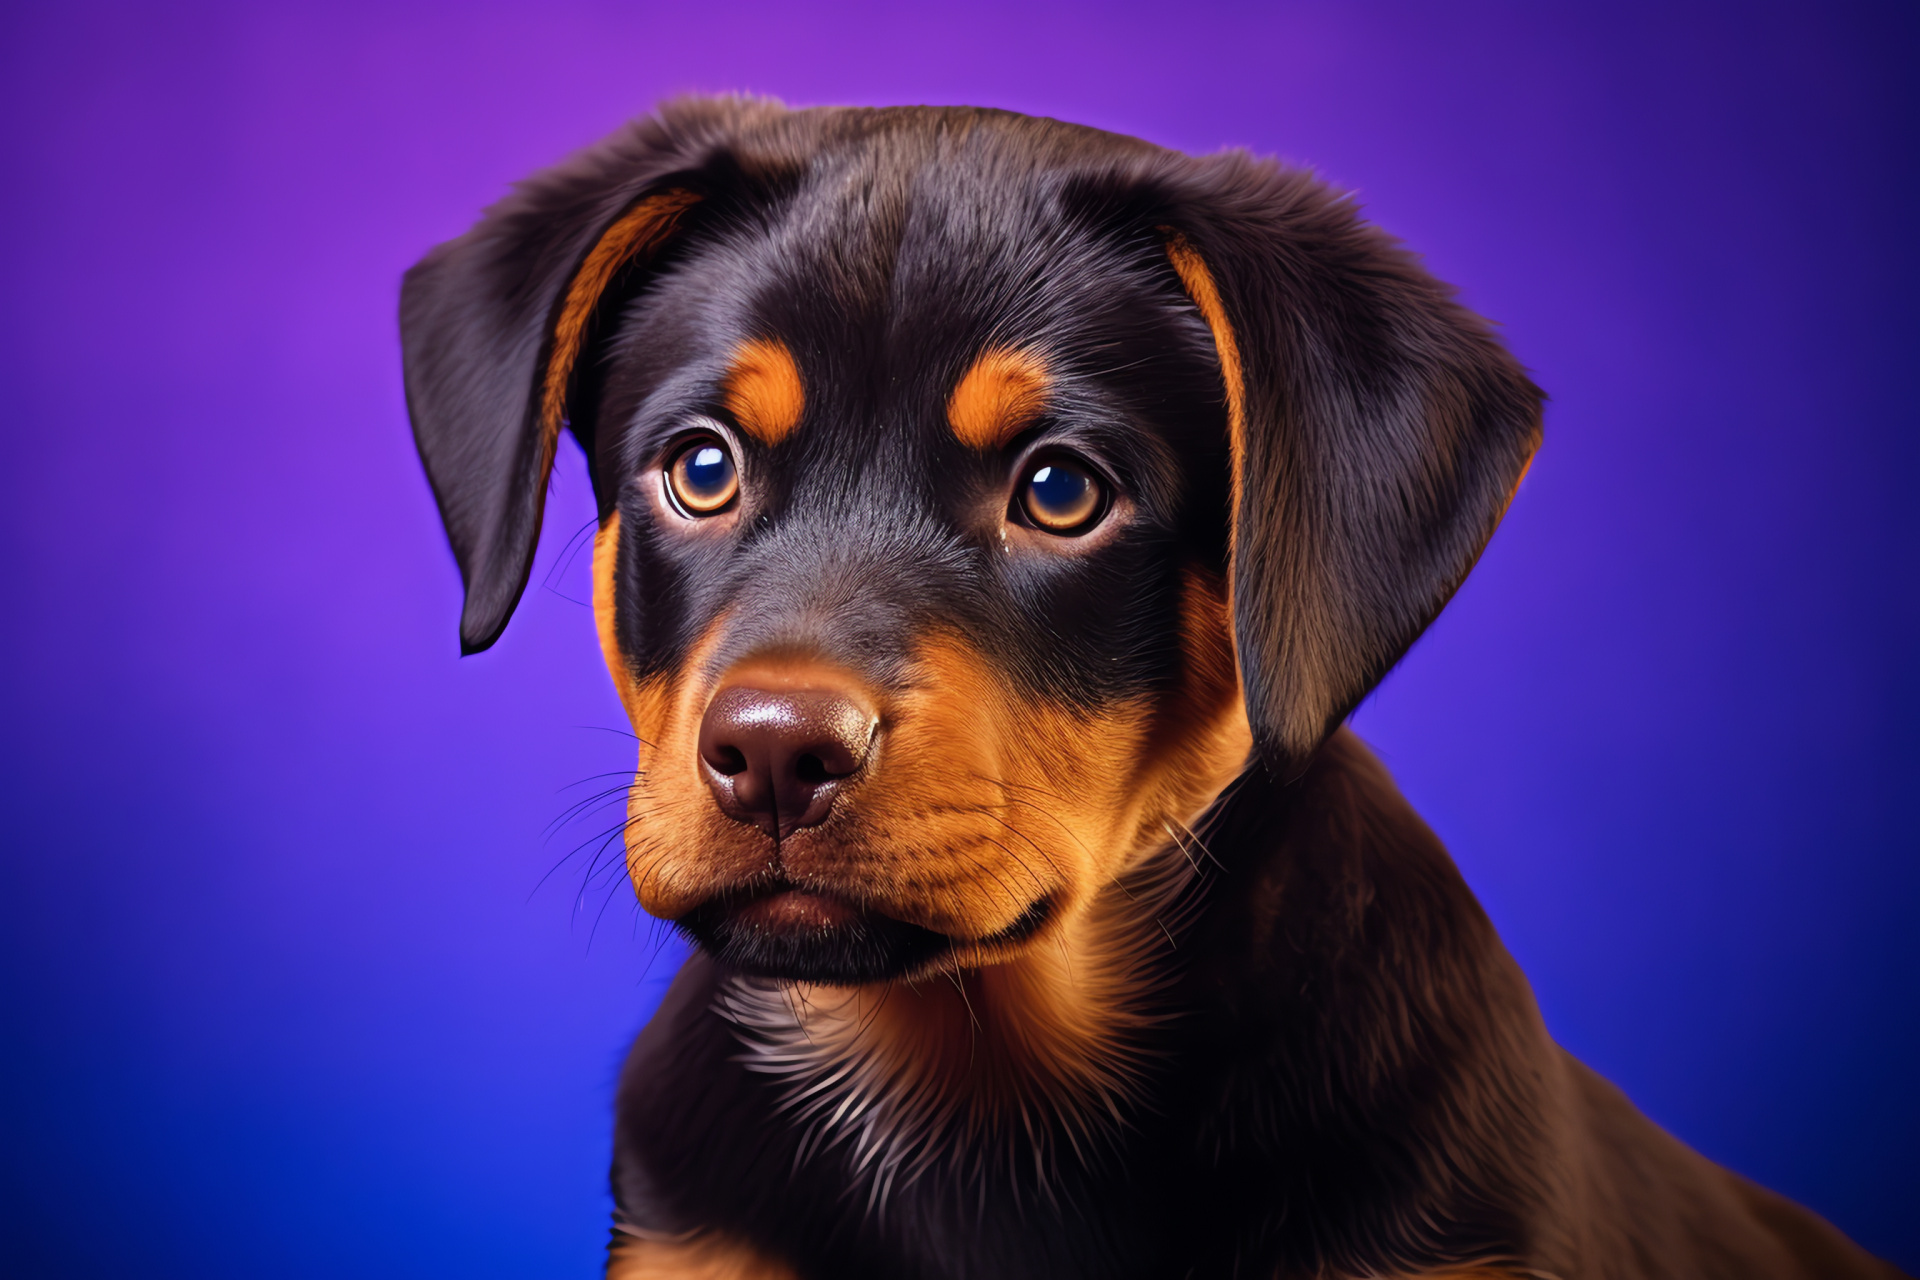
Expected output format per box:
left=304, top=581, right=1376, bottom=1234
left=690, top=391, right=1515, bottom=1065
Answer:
left=666, top=437, right=739, bottom=515
left=1018, top=456, right=1106, bottom=534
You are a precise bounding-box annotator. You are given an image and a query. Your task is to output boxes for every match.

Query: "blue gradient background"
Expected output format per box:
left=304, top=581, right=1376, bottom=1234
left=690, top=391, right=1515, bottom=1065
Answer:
left=2, top=2, right=1914, bottom=1275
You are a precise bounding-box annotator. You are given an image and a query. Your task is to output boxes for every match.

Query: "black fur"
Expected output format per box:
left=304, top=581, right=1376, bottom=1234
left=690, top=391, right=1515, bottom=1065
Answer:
left=402, top=97, right=1523, bottom=768
left=610, top=736, right=1899, bottom=1278
left=401, top=99, right=1904, bottom=1278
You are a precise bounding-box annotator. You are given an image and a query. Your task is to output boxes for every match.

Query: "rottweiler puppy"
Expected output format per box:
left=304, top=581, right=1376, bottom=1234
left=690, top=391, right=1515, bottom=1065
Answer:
left=401, top=98, right=1902, bottom=1280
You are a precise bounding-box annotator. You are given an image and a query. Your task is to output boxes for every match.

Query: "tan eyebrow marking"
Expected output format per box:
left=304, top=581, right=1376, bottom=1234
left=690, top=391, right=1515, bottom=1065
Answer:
left=947, top=347, right=1052, bottom=450
left=721, top=337, right=807, bottom=445
left=540, top=189, right=701, bottom=467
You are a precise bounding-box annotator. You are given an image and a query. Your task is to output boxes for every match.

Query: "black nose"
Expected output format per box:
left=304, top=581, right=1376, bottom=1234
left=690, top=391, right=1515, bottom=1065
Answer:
left=697, top=686, right=877, bottom=838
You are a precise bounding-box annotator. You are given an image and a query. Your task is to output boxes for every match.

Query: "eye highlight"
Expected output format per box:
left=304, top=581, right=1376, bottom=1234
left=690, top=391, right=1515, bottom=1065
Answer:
left=1017, top=455, right=1107, bottom=535
left=666, top=437, right=739, bottom=516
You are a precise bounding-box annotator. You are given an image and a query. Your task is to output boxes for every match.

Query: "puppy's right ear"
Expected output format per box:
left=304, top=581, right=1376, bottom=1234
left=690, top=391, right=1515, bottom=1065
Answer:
left=400, top=98, right=782, bottom=654
left=1155, top=153, right=1543, bottom=777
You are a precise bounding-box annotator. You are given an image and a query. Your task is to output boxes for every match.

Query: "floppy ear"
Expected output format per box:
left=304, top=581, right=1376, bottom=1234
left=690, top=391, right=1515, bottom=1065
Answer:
left=400, top=97, right=784, bottom=653
left=1158, top=154, right=1543, bottom=775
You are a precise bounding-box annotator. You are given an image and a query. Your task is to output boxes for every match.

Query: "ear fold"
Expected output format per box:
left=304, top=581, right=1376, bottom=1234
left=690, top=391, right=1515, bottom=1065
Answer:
left=1159, top=154, right=1543, bottom=776
left=400, top=97, right=783, bottom=653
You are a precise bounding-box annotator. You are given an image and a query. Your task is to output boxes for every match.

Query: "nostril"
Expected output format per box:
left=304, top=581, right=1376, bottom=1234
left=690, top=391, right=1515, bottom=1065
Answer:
left=810, top=736, right=865, bottom=779
left=794, top=752, right=831, bottom=785
left=710, top=745, right=748, bottom=776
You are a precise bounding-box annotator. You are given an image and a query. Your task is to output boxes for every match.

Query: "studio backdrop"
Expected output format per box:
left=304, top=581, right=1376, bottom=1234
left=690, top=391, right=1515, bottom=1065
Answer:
left=0, top=2, right=1914, bottom=1276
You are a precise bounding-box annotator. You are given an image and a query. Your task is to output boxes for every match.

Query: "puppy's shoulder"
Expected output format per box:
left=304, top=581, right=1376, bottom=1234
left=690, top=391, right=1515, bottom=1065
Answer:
left=1196, top=726, right=1508, bottom=999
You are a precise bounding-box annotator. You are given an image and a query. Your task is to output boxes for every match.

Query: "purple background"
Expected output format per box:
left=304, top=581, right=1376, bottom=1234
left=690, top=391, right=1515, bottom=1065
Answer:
left=2, top=2, right=1914, bottom=1275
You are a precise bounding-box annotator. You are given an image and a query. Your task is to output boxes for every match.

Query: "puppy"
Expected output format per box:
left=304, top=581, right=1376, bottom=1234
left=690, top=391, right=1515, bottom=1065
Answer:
left=401, top=98, right=1902, bottom=1280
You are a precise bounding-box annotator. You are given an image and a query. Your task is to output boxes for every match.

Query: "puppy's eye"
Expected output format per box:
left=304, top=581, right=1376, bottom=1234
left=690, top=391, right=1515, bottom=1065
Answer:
left=1018, top=456, right=1106, bottom=535
left=666, top=438, right=739, bottom=516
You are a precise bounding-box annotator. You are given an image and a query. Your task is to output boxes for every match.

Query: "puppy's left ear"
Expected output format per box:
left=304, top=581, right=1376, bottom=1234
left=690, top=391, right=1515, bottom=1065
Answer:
left=1157, top=154, right=1543, bottom=776
left=400, top=96, right=787, bottom=654
left=402, top=166, right=702, bottom=654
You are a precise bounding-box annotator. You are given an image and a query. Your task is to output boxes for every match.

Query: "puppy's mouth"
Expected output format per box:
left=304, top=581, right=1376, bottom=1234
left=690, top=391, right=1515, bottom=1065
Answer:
left=677, top=883, right=1055, bottom=986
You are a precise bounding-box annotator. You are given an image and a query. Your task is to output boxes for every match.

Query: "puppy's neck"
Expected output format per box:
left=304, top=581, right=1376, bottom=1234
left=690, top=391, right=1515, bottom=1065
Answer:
left=716, top=842, right=1202, bottom=1191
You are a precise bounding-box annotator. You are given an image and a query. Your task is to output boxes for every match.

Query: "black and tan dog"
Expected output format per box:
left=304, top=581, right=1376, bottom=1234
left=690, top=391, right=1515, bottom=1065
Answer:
left=401, top=98, right=1900, bottom=1280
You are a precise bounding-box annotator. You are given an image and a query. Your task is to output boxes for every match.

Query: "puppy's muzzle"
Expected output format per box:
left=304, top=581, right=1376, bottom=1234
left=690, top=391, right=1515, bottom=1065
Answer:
left=697, top=684, right=878, bottom=839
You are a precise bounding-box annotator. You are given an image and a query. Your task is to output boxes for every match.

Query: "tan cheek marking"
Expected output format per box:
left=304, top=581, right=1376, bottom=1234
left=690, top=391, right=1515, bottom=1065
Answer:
left=607, top=1231, right=796, bottom=1280
left=825, top=604, right=1243, bottom=946
left=1177, top=565, right=1240, bottom=710
left=540, top=188, right=700, bottom=469
left=721, top=336, right=806, bottom=445
left=726, top=681, right=1222, bottom=1174
left=853, top=632, right=1154, bottom=940
left=719, top=596, right=1250, bottom=1163
left=1162, top=231, right=1246, bottom=552
left=1128, top=566, right=1251, bottom=827
left=946, top=347, right=1051, bottom=450
left=726, top=580, right=1247, bottom=946
left=592, top=512, right=657, bottom=734
left=595, top=516, right=732, bottom=919
left=619, top=609, right=742, bottom=921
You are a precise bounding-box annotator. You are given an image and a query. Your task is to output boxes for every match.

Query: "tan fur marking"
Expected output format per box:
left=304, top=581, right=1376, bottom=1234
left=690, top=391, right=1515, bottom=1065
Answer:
left=716, top=605, right=1250, bottom=1192
left=718, top=843, right=1195, bottom=1194
left=601, top=532, right=1249, bottom=1170
left=610, top=611, right=1247, bottom=939
left=606, top=1229, right=796, bottom=1280
left=614, top=609, right=745, bottom=921
left=541, top=189, right=700, bottom=473
left=593, top=517, right=742, bottom=917
left=721, top=337, right=806, bottom=445
left=946, top=347, right=1051, bottom=449
left=592, top=512, right=653, bottom=728
left=1157, top=565, right=1244, bottom=769
left=1499, top=451, right=1537, bottom=521
left=1162, top=231, right=1247, bottom=553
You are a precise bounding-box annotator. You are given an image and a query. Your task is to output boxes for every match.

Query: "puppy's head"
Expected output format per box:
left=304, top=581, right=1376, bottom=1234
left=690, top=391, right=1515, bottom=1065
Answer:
left=402, top=100, right=1540, bottom=985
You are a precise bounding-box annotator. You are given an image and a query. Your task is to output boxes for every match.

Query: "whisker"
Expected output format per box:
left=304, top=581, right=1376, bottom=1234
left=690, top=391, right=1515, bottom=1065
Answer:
left=540, top=516, right=600, bottom=606
left=575, top=723, right=655, bottom=747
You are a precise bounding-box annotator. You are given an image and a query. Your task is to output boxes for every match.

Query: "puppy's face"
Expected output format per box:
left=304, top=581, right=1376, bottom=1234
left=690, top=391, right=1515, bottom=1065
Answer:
left=590, top=183, right=1249, bottom=983
left=401, top=101, right=1542, bottom=990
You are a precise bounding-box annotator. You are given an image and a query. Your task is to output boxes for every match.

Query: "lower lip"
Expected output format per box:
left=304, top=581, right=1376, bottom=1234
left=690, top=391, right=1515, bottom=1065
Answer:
left=729, top=890, right=864, bottom=932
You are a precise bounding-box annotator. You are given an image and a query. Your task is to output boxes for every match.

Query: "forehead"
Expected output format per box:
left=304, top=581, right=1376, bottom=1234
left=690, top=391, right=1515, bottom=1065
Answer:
left=608, top=132, right=1208, bottom=452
